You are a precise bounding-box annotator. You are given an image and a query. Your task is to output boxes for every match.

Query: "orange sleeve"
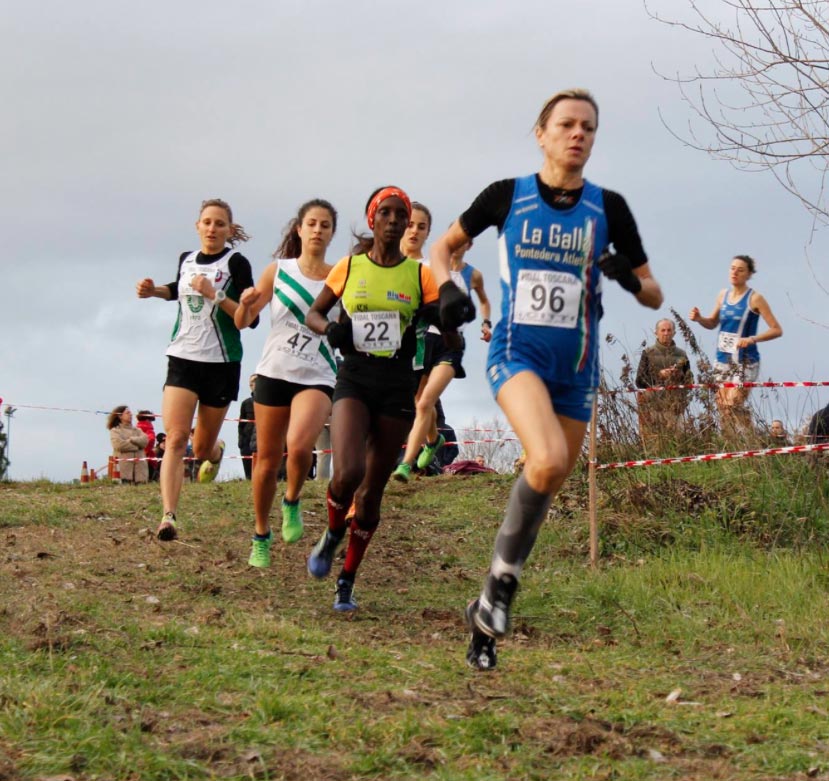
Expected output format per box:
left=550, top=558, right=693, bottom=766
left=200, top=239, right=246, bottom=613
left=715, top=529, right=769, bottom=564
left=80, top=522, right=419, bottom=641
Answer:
left=420, top=264, right=440, bottom=304
left=325, top=256, right=351, bottom=297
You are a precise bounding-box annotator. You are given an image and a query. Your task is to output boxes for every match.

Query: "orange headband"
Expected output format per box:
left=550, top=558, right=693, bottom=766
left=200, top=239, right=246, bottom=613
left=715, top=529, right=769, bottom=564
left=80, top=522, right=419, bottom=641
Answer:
left=366, top=187, right=412, bottom=229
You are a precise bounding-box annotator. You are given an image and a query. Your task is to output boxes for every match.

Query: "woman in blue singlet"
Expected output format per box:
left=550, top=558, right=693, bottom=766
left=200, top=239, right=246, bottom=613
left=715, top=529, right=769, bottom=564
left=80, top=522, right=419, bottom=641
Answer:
left=689, top=254, right=782, bottom=438
left=431, top=88, right=664, bottom=670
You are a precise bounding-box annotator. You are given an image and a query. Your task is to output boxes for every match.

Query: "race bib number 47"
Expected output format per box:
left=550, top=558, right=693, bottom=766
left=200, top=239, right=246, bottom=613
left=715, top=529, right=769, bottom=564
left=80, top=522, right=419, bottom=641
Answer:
left=352, top=311, right=401, bottom=353
left=514, top=269, right=582, bottom=328
left=278, top=321, right=321, bottom=363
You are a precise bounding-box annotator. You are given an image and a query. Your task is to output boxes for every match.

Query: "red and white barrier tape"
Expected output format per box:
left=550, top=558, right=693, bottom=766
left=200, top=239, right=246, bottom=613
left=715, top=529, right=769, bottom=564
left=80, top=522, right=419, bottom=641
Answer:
left=609, top=380, right=829, bottom=395
left=6, top=379, right=829, bottom=420
left=110, top=438, right=519, bottom=462
left=596, top=442, right=829, bottom=471
left=0, top=400, right=517, bottom=435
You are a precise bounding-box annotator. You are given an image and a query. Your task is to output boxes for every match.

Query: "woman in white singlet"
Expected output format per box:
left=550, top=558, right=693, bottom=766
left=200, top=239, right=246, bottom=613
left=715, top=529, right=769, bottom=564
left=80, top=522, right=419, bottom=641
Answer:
left=136, top=199, right=257, bottom=541
left=235, top=200, right=339, bottom=568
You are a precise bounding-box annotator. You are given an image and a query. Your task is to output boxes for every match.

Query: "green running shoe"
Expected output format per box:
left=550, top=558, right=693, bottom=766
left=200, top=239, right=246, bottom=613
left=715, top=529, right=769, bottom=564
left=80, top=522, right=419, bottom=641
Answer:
left=198, top=440, right=225, bottom=483
left=391, top=462, right=411, bottom=483
left=416, top=433, right=445, bottom=470
left=248, top=531, right=273, bottom=568
left=281, top=499, right=303, bottom=543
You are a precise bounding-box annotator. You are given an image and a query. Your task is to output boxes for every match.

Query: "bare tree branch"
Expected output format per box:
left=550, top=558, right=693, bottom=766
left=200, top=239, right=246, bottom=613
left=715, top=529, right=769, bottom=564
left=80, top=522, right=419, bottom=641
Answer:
left=648, top=0, right=829, bottom=224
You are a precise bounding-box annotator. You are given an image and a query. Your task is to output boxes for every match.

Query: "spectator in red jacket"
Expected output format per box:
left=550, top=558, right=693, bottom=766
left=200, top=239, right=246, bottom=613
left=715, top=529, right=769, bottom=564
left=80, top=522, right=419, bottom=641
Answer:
left=136, top=410, right=157, bottom=478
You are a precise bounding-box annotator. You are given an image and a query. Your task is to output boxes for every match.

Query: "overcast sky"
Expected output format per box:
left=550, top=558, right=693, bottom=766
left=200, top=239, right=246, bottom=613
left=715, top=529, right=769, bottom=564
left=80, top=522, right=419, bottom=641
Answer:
left=3, top=0, right=827, bottom=482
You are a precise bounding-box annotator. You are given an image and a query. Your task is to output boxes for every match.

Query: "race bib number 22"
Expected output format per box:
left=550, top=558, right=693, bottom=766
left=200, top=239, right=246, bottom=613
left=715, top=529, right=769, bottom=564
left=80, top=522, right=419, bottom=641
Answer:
left=352, top=311, right=401, bottom=353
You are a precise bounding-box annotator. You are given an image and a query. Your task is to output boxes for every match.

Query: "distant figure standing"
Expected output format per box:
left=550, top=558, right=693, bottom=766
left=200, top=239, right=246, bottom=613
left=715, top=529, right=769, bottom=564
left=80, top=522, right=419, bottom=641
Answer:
left=690, top=255, right=782, bottom=439
left=768, top=419, right=790, bottom=447
left=808, top=404, right=829, bottom=445
left=238, top=374, right=256, bottom=480
left=107, top=406, right=149, bottom=484
left=135, top=410, right=158, bottom=479
left=634, top=319, right=692, bottom=450
left=315, top=419, right=332, bottom=480
left=153, top=432, right=167, bottom=481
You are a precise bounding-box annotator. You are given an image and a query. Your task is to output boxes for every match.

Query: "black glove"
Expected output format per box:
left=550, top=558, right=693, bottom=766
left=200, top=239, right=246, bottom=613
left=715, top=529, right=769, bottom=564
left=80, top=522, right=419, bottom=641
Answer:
left=416, top=302, right=441, bottom=327
left=439, top=281, right=476, bottom=330
left=598, top=249, right=642, bottom=295
left=325, top=320, right=354, bottom=352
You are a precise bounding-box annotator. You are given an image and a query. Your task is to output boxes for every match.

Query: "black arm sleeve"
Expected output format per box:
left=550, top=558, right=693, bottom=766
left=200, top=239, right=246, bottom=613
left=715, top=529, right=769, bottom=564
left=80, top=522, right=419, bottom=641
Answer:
left=602, top=190, right=648, bottom=268
left=458, top=179, right=516, bottom=238
left=229, top=252, right=259, bottom=329
left=164, top=252, right=189, bottom=300
left=458, top=179, right=648, bottom=272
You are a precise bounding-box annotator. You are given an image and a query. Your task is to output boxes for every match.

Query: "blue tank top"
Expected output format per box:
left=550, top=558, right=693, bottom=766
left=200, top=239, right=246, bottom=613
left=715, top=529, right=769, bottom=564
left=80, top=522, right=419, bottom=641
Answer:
left=488, top=175, right=609, bottom=387
left=456, top=263, right=475, bottom=294
left=716, top=288, right=760, bottom=364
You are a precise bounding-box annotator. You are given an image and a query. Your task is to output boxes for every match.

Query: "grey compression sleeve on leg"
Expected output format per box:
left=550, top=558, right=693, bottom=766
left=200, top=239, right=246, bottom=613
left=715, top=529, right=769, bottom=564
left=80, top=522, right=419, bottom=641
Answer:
left=490, top=473, right=553, bottom=581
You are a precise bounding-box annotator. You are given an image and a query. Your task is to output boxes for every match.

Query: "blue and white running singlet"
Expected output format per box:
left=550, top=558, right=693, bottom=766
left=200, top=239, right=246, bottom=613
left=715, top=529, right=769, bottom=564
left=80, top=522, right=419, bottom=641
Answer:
left=486, top=175, right=609, bottom=392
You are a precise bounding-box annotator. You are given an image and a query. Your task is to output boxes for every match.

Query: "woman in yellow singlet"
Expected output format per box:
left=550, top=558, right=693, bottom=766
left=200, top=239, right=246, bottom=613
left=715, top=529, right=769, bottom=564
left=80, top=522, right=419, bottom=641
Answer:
left=304, top=186, right=440, bottom=612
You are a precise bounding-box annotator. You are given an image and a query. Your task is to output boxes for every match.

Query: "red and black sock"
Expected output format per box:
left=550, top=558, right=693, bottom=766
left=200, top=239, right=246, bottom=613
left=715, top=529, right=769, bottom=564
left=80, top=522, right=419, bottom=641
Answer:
left=341, top=517, right=378, bottom=578
left=327, top=486, right=350, bottom=535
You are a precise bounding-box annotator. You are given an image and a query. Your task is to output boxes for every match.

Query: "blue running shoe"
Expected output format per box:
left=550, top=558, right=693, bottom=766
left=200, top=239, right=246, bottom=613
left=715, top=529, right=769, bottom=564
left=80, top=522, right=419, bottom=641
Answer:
left=307, top=529, right=343, bottom=579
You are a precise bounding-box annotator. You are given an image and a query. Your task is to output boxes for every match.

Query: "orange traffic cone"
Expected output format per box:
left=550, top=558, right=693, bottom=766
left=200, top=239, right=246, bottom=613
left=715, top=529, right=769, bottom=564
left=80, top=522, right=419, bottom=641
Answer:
left=90, top=468, right=97, bottom=482
left=112, top=457, right=121, bottom=484
left=80, top=460, right=89, bottom=484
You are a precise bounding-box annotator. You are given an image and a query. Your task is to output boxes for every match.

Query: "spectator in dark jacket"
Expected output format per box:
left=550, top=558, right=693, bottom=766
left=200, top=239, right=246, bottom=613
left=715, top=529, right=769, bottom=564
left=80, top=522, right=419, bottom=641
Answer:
left=808, top=404, right=829, bottom=444
left=635, top=319, right=692, bottom=451
left=238, top=374, right=256, bottom=479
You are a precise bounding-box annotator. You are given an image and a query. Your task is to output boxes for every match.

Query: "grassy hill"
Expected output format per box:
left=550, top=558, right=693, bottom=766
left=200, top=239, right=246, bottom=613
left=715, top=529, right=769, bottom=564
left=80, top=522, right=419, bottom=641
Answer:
left=2, top=462, right=829, bottom=780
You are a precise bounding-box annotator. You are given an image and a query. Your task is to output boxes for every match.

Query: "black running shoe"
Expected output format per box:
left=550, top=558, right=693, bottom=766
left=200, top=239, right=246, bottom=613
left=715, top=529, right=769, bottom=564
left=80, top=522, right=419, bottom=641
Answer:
left=465, top=599, right=497, bottom=670
left=474, top=573, right=518, bottom=638
left=334, top=577, right=358, bottom=612
left=156, top=512, right=177, bottom=541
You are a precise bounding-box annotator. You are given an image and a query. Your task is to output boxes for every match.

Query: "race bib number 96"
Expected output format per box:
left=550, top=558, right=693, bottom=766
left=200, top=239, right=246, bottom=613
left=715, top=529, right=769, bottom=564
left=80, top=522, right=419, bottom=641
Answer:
left=514, top=269, right=581, bottom=328
left=352, top=311, right=402, bottom=353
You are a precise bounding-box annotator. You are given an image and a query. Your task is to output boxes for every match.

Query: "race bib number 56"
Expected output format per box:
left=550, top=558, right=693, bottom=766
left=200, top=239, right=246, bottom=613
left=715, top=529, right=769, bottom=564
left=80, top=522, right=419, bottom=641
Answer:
left=352, top=311, right=402, bottom=353
left=718, top=330, right=739, bottom=356
left=514, top=269, right=581, bottom=328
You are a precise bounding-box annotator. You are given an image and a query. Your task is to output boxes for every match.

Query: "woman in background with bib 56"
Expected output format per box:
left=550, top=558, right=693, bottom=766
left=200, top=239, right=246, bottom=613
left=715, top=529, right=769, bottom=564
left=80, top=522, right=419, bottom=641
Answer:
left=690, top=254, right=782, bottom=439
